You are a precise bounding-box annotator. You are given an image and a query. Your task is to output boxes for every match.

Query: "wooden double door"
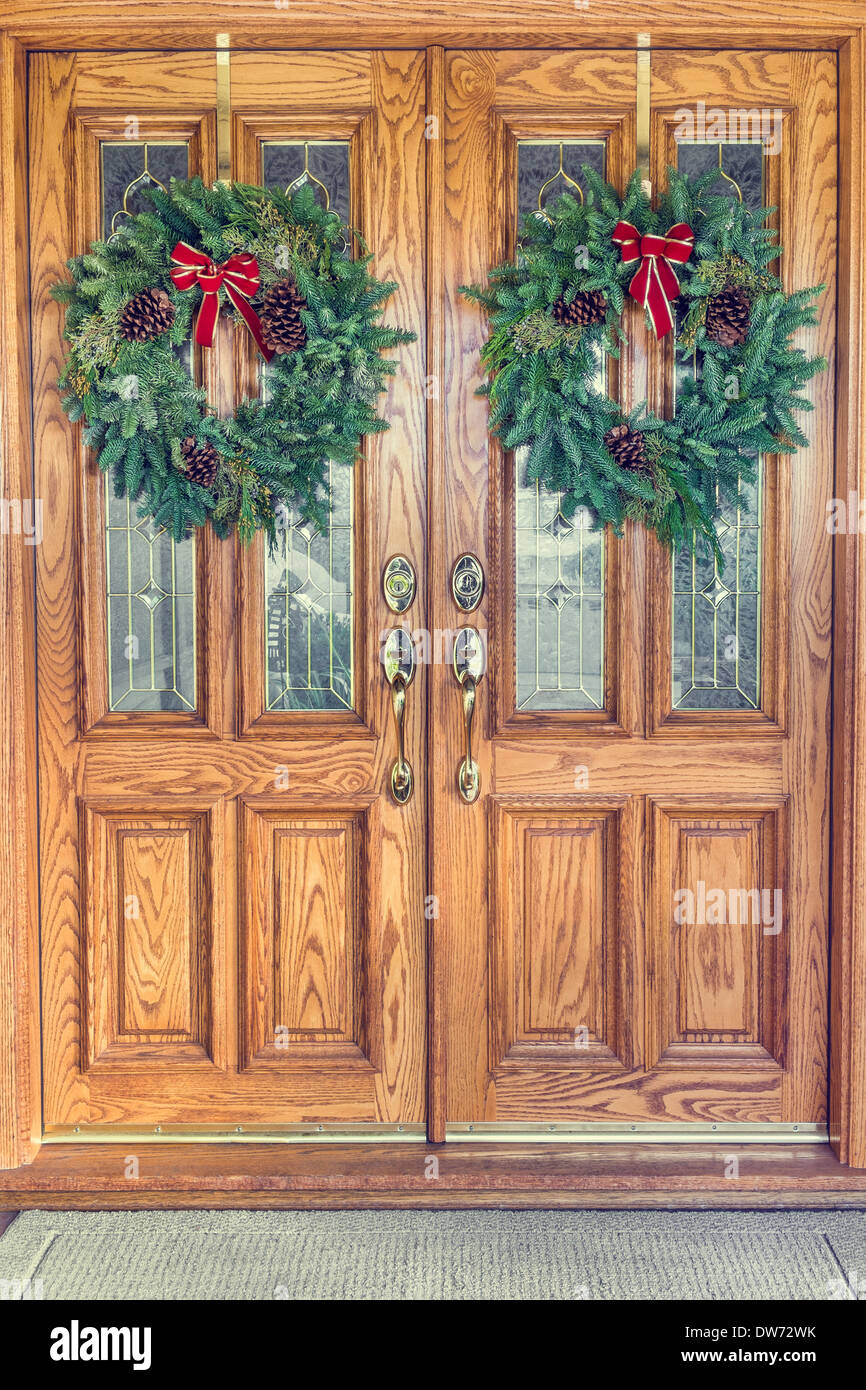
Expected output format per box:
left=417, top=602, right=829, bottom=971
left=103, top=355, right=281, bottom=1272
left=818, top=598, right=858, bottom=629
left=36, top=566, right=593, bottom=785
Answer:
left=31, top=46, right=835, bottom=1140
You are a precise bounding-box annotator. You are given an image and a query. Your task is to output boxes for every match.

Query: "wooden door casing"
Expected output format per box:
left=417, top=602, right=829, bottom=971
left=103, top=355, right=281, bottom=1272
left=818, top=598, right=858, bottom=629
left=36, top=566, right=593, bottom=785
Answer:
left=436, top=49, right=836, bottom=1125
left=30, top=50, right=428, bottom=1129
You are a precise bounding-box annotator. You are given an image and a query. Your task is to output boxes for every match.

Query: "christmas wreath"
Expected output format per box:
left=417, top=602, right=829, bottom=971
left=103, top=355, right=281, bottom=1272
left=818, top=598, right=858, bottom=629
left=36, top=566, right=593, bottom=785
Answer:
left=461, top=165, right=826, bottom=558
left=53, top=177, right=414, bottom=542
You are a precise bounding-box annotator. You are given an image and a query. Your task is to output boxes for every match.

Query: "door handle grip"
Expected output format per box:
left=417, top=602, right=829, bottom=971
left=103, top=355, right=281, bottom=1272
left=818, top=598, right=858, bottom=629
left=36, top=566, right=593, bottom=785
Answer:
left=453, top=627, right=484, bottom=804
left=389, top=671, right=413, bottom=804
left=457, top=672, right=480, bottom=803
left=383, top=627, right=415, bottom=805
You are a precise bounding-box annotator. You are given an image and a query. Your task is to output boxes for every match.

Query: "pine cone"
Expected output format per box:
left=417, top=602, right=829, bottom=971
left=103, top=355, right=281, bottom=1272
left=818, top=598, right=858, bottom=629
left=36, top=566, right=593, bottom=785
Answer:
left=259, top=277, right=308, bottom=355
left=119, top=288, right=176, bottom=343
left=705, top=283, right=751, bottom=347
left=180, top=437, right=220, bottom=489
left=551, top=289, right=607, bottom=327
left=604, top=423, right=648, bottom=471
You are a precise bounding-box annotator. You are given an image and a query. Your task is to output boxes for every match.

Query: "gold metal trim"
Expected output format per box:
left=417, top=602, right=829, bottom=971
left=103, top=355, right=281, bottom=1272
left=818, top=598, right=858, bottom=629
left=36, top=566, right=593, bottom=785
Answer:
left=383, top=628, right=416, bottom=804
left=447, top=1122, right=827, bottom=1144
left=42, top=1122, right=828, bottom=1146
left=534, top=142, right=584, bottom=223
left=453, top=628, right=485, bottom=803
left=107, top=144, right=168, bottom=243
left=451, top=553, right=484, bottom=613
left=44, top=1124, right=427, bottom=1145
left=215, top=32, right=231, bottom=184
left=383, top=554, right=416, bottom=613
left=285, top=141, right=331, bottom=210
left=636, top=32, right=651, bottom=196
left=717, top=142, right=745, bottom=203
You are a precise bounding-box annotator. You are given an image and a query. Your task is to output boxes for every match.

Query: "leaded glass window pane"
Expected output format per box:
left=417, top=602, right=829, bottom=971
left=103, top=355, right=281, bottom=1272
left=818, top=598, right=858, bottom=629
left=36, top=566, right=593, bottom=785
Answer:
left=106, top=490, right=197, bottom=711
left=672, top=470, right=761, bottom=710
left=101, top=142, right=196, bottom=713
left=265, top=461, right=353, bottom=712
left=262, top=142, right=350, bottom=223
left=671, top=140, right=765, bottom=712
left=516, top=486, right=604, bottom=710
left=261, top=141, right=354, bottom=712
left=514, top=142, right=606, bottom=712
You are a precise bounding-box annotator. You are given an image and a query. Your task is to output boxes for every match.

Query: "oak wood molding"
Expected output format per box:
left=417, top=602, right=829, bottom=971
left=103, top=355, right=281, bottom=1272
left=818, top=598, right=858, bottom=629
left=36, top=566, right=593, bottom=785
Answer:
left=0, top=1, right=864, bottom=50
left=1, top=1141, right=865, bottom=1210
left=425, top=43, right=446, bottom=1144
left=831, top=29, right=866, bottom=1169
left=0, top=32, right=40, bottom=1170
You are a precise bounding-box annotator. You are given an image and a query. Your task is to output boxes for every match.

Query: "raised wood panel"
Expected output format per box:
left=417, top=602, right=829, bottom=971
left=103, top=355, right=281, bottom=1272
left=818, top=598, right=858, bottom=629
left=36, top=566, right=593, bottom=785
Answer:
left=490, top=797, right=638, bottom=1072
left=274, top=825, right=354, bottom=1038
left=240, top=800, right=372, bottom=1069
left=493, top=50, right=637, bottom=106
left=119, top=831, right=195, bottom=1037
left=82, top=803, right=213, bottom=1068
left=649, top=799, right=787, bottom=1069
left=230, top=51, right=372, bottom=108
left=679, top=827, right=756, bottom=1036
left=524, top=824, right=604, bottom=1038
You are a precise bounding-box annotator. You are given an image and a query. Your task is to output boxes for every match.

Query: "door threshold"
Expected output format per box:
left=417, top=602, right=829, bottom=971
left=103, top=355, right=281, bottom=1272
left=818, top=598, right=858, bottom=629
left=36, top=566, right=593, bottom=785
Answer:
left=3, top=1140, right=865, bottom=1209
left=446, top=1123, right=828, bottom=1143
left=41, top=1121, right=828, bottom=1145
left=42, top=1124, right=428, bottom=1145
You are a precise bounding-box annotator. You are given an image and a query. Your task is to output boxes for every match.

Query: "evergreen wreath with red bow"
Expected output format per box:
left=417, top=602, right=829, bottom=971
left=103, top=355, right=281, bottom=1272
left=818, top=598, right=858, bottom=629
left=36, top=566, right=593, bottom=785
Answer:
left=461, top=165, right=826, bottom=559
left=53, top=177, right=414, bottom=542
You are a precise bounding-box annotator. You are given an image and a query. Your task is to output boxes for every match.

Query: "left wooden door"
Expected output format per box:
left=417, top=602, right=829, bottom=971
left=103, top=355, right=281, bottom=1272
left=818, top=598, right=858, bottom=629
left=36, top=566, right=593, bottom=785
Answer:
left=29, top=50, right=428, bottom=1132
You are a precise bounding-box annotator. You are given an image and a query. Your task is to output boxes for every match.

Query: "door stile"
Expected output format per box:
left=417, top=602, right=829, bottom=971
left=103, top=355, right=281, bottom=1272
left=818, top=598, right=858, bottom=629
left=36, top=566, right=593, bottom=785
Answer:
left=0, top=31, right=40, bottom=1170
left=831, top=28, right=866, bottom=1169
left=425, top=42, right=447, bottom=1142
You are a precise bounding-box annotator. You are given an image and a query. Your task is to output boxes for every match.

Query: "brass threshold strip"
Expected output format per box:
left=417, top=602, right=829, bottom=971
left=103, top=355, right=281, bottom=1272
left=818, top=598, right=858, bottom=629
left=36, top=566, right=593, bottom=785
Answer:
left=446, top=1122, right=827, bottom=1144
left=42, top=1122, right=828, bottom=1145
left=43, top=1124, right=427, bottom=1145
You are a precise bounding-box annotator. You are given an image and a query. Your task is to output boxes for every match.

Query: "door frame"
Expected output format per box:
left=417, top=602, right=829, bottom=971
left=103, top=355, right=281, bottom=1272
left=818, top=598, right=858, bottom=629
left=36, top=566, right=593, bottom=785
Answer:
left=1, top=1, right=865, bottom=1175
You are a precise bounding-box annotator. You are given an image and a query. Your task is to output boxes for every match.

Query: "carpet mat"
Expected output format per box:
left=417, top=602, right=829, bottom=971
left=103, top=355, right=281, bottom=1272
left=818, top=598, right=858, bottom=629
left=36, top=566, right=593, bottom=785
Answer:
left=1, top=1209, right=865, bottom=1300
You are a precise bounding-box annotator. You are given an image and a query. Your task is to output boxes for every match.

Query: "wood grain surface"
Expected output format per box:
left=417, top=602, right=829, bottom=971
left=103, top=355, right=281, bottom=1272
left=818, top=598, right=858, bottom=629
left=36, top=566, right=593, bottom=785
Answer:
left=1, top=1141, right=865, bottom=1210
left=1, top=1, right=865, bottom=49
left=438, top=48, right=836, bottom=1128
left=29, top=50, right=428, bottom=1131
left=2, top=16, right=864, bottom=1179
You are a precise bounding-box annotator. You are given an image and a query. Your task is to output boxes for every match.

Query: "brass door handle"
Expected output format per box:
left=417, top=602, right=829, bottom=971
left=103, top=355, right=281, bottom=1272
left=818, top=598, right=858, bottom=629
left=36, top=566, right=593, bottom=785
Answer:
left=383, top=628, right=415, bottom=805
left=453, top=628, right=485, bottom=804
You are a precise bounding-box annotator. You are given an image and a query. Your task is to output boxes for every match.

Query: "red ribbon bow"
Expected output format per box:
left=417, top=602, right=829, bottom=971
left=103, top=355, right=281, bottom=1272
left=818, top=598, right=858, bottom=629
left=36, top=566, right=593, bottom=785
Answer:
left=170, top=242, right=274, bottom=362
left=611, top=220, right=695, bottom=339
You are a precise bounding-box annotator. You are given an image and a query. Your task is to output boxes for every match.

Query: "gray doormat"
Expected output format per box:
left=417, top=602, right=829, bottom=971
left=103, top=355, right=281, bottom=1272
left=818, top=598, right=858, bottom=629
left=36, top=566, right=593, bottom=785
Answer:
left=2, top=1209, right=865, bottom=1300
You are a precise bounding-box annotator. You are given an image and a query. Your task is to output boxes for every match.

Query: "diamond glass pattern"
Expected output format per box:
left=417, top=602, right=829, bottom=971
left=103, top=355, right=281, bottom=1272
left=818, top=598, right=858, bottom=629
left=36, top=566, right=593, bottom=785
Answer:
left=671, top=139, right=765, bottom=711
left=260, top=141, right=354, bottom=712
left=101, top=142, right=196, bottom=713
left=514, top=141, right=606, bottom=711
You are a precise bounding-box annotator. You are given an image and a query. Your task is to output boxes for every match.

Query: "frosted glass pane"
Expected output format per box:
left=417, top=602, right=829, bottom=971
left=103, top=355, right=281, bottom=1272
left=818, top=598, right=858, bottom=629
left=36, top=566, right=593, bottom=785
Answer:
left=514, top=142, right=606, bottom=711
left=672, top=141, right=764, bottom=711
left=265, top=462, right=353, bottom=712
left=261, top=142, right=354, bottom=712
left=101, top=142, right=196, bottom=713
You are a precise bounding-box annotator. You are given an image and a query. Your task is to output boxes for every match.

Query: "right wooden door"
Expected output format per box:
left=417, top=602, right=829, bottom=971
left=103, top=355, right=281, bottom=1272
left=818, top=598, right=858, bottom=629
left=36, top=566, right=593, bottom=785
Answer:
left=435, top=49, right=836, bottom=1128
